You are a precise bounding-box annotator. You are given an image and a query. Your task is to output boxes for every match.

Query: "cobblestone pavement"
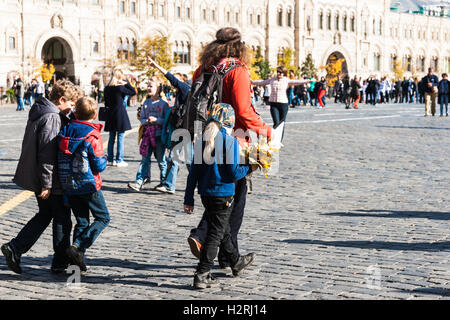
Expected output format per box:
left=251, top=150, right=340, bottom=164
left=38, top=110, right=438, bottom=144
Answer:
left=1, top=101, right=450, bottom=300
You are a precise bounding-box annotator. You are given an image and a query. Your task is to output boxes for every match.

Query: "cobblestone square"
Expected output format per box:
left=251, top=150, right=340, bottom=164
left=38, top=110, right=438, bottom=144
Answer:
left=1, top=102, right=450, bottom=300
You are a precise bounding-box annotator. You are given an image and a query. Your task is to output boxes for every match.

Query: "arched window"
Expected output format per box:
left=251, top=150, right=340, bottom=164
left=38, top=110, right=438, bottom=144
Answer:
left=343, top=15, right=347, bottom=32
left=378, top=19, right=383, bottom=35
left=391, top=54, right=398, bottom=71
left=319, top=11, right=323, bottom=30
left=173, top=41, right=191, bottom=65
left=277, top=7, right=283, bottom=26
left=431, top=56, right=439, bottom=72
left=373, top=52, right=381, bottom=71
left=350, top=15, right=355, bottom=32
left=287, top=8, right=292, bottom=27
left=326, top=11, right=331, bottom=30
left=306, top=15, right=312, bottom=34
left=335, top=14, right=339, bottom=30
left=402, top=54, right=412, bottom=72
left=417, top=55, right=425, bottom=72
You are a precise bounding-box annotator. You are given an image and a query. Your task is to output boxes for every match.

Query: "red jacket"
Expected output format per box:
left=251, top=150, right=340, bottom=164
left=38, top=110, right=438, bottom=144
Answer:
left=193, top=63, right=272, bottom=146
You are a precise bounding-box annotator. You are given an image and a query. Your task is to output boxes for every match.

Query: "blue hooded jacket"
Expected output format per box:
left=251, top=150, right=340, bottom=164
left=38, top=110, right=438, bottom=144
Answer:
left=57, top=120, right=107, bottom=195
left=184, top=128, right=250, bottom=206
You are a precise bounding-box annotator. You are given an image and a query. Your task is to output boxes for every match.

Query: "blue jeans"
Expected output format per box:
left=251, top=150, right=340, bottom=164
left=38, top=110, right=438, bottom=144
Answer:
left=163, top=149, right=180, bottom=191
left=440, top=94, right=449, bottom=115
left=136, top=136, right=167, bottom=185
left=287, top=88, right=294, bottom=106
left=68, top=190, right=110, bottom=252
left=107, top=131, right=125, bottom=163
left=10, top=194, right=72, bottom=267
left=16, top=96, right=24, bottom=110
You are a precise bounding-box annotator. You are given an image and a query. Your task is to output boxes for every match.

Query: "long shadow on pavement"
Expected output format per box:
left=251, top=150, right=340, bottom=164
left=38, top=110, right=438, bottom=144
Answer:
left=0, top=256, right=196, bottom=290
left=322, top=209, right=450, bottom=221
left=376, top=126, right=450, bottom=130
left=397, top=287, right=450, bottom=297
left=280, top=239, right=450, bottom=252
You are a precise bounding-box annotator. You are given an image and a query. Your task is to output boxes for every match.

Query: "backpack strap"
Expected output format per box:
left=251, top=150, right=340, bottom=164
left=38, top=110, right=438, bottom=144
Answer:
left=216, top=62, right=243, bottom=102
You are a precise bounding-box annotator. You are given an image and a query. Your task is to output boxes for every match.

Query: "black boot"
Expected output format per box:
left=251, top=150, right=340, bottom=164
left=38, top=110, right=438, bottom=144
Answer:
left=231, top=253, right=255, bottom=277
left=193, top=272, right=217, bottom=289
left=66, top=245, right=87, bottom=272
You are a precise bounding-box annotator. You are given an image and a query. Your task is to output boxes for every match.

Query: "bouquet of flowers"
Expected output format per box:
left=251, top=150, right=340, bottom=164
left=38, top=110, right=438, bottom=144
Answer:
left=240, top=123, right=284, bottom=178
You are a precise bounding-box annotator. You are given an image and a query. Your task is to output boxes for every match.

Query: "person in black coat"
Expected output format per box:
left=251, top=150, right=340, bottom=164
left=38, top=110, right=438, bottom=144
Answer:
left=103, top=69, right=136, bottom=167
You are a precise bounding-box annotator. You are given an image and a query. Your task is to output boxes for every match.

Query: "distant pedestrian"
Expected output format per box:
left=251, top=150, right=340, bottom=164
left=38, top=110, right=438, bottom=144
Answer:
left=57, top=96, right=109, bottom=272
left=252, top=66, right=311, bottom=137
left=422, top=68, right=439, bottom=117
left=103, top=68, right=136, bottom=167
left=13, top=76, right=25, bottom=111
left=438, top=73, right=449, bottom=117
left=350, top=76, right=362, bottom=109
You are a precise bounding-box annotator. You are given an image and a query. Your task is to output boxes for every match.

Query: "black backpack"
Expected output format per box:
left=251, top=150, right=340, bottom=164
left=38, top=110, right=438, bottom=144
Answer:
left=176, top=64, right=239, bottom=139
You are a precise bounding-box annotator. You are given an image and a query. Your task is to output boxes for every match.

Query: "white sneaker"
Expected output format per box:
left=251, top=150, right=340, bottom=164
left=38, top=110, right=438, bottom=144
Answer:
left=155, top=185, right=175, bottom=194
left=127, top=182, right=142, bottom=192
left=107, top=161, right=117, bottom=166
left=115, top=161, right=128, bottom=168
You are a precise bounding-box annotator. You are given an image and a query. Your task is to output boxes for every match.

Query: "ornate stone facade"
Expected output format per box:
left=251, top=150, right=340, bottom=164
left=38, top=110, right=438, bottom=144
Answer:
left=0, top=0, right=449, bottom=90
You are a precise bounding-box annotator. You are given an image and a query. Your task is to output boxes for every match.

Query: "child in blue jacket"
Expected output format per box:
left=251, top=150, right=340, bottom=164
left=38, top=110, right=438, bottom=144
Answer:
left=183, top=103, right=257, bottom=289
left=58, top=96, right=109, bottom=272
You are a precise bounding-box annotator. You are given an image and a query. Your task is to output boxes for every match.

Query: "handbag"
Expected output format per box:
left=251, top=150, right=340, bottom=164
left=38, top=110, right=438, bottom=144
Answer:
left=98, top=106, right=108, bottom=121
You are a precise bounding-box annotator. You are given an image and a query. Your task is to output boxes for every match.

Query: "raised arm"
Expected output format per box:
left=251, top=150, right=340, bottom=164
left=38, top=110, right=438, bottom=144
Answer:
left=251, top=78, right=273, bottom=86
left=288, top=79, right=311, bottom=86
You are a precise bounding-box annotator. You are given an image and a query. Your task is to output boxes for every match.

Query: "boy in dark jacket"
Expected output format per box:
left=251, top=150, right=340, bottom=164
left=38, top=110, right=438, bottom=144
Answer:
left=2, top=80, right=82, bottom=274
left=58, top=97, right=109, bottom=272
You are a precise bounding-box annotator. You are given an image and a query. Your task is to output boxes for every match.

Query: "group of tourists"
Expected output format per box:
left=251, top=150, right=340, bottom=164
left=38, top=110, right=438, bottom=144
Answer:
left=254, top=67, right=449, bottom=119
left=2, top=27, right=273, bottom=290
left=11, top=76, right=46, bottom=111
left=332, top=69, right=449, bottom=115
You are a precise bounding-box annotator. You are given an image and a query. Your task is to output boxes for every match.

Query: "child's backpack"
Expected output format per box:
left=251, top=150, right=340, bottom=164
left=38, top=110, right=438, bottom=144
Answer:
left=172, top=63, right=240, bottom=139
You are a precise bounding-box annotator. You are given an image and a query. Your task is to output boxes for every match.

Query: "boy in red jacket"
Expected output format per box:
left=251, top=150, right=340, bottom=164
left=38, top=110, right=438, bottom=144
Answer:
left=58, top=96, right=109, bottom=272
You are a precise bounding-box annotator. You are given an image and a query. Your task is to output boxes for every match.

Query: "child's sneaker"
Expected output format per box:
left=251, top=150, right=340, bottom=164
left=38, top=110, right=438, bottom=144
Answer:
left=193, top=272, right=217, bottom=289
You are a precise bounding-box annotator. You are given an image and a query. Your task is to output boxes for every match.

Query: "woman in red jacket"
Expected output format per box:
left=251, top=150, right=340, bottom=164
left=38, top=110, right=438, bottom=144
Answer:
left=187, top=27, right=273, bottom=271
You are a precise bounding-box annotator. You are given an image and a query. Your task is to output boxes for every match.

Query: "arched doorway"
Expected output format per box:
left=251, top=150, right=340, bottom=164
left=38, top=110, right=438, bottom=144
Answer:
left=41, top=37, right=75, bottom=83
left=326, top=51, right=349, bottom=77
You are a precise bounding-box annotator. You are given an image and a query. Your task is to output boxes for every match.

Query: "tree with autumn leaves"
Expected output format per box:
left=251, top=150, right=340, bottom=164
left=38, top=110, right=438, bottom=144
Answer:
left=250, top=47, right=272, bottom=80
left=130, top=36, right=174, bottom=80
left=320, top=55, right=345, bottom=87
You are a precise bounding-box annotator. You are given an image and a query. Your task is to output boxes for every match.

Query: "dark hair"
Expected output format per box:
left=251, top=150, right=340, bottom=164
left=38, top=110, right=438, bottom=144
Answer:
left=443, top=73, right=448, bottom=78
left=198, top=27, right=250, bottom=68
left=276, top=66, right=288, bottom=76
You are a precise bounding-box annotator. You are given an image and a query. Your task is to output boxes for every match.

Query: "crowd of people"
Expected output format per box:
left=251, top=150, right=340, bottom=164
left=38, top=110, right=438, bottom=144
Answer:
left=11, top=76, right=47, bottom=111
left=252, top=68, right=449, bottom=117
